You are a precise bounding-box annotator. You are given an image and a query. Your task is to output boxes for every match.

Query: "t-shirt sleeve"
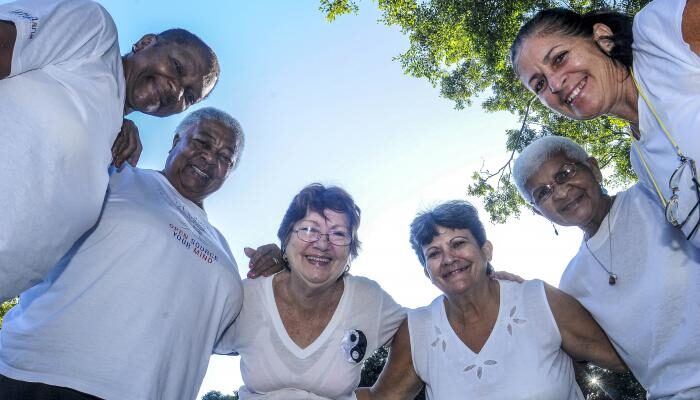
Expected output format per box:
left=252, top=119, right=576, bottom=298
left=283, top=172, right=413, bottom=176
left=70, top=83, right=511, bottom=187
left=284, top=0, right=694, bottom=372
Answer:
left=374, top=284, right=407, bottom=347
left=0, top=0, right=118, bottom=77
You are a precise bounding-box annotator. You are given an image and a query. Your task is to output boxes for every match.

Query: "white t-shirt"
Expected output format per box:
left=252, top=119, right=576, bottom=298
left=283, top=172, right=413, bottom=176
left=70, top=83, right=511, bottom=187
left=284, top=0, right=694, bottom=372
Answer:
left=0, top=0, right=126, bottom=301
left=0, top=166, right=243, bottom=400
left=218, top=274, right=405, bottom=400
left=631, top=0, right=700, bottom=245
left=560, top=184, right=700, bottom=399
left=408, top=280, right=583, bottom=400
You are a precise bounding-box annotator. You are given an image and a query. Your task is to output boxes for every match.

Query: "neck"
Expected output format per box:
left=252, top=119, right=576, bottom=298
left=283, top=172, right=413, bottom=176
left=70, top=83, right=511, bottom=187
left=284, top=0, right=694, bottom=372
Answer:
left=275, top=270, right=343, bottom=312
left=444, top=278, right=499, bottom=324
left=608, top=69, right=639, bottom=126
left=122, top=55, right=132, bottom=115
left=581, top=195, right=614, bottom=238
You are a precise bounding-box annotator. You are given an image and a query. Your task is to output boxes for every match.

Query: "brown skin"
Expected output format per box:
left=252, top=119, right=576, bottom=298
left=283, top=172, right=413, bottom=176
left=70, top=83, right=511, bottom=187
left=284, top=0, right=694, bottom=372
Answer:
left=683, top=0, right=700, bottom=55
left=0, top=20, right=15, bottom=79
left=162, top=119, right=238, bottom=208
left=356, top=226, right=625, bottom=400
left=122, top=34, right=217, bottom=117
left=526, top=154, right=611, bottom=238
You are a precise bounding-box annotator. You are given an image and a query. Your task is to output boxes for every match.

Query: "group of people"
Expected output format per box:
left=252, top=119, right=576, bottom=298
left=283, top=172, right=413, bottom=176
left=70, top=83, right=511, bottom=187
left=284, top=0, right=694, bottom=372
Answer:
left=1, top=0, right=699, bottom=399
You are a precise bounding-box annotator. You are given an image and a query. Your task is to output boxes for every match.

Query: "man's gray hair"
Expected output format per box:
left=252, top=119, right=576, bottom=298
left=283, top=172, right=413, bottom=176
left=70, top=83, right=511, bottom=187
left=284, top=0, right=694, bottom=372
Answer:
left=512, top=136, right=589, bottom=203
left=175, top=107, right=245, bottom=170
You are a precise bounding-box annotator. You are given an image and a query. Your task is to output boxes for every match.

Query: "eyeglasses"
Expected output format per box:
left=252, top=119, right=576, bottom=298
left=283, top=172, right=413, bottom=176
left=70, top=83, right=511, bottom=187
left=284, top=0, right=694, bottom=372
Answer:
left=530, top=163, right=578, bottom=205
left=665, top=156, right=700, bottom=239
left=293, top=226, right=352, bottom=246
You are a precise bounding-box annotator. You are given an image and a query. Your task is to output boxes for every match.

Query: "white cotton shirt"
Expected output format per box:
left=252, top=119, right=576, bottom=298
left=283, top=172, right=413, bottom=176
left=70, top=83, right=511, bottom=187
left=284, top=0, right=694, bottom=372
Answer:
left=0, top=166, right=243, bottom=400
left=217, top=274, right=405, bottom=400
left=560, top=184, right=700, bottom=399
left=409, top=280, right=583, bottom=400
left=631, top=0, right=700, bottom=245
left=0, top=0, right=125, bottom=300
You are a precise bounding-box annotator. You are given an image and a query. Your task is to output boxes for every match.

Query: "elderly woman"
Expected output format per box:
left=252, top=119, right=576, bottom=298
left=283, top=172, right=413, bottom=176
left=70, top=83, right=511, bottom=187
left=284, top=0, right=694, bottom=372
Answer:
left=510, top=0, right=700, bottom=244
left=0, top=108, right=262, bottom=400
left=0, top=0, right=220, bottom=301
left=354, top=200, right=624, bottom=400
left=512, top=135, right=700, bottom=399
left=219, top=183, right=405, bottom=400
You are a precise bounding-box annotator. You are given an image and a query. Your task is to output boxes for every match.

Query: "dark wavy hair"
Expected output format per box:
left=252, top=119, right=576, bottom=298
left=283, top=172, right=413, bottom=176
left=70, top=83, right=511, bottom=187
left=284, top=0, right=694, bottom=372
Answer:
left=409, top=200, right=493, bottom=275
left=277, top=183, right=362, bottom=259
left=510, top=8, right=634, bottom=74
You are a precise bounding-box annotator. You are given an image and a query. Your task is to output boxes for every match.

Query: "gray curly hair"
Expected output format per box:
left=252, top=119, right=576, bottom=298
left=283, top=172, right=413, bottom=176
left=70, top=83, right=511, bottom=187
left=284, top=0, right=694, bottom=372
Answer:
left=512, top=136, right=589, bottom=203
left=175, top=107, right=245, bottom=170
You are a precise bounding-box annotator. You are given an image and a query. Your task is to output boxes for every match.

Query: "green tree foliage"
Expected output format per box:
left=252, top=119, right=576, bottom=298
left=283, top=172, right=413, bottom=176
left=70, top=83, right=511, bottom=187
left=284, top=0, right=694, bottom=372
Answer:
left=321, top=0, right=649, bottom=222
left=201, top=390, right=239, bottom=400
left=0, top=298, right=18, bottom=329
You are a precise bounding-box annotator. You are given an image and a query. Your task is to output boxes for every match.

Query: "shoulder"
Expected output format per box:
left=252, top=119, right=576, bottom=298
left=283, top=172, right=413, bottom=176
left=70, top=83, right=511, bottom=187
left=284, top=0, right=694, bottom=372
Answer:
left=633, top=0, right=685, bottom=44
left=345, top=274, right=387, bottom=296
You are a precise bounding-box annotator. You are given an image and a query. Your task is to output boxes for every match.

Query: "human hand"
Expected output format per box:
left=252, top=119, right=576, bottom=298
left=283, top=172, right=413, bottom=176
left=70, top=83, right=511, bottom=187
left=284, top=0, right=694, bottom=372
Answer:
left=491, top=270, right=524, bottom=283
left=244, top=243, right=285, bottom=279
left=111, top=118, right=142, bottom=168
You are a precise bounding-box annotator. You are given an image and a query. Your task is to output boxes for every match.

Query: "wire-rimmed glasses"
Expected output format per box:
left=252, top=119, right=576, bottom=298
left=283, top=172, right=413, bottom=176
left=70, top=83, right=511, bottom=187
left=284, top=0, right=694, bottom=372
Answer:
left=530, top=163, right=579, bottom=206
left=292, top=226, right=352, bottom=246
left=665, top=156, right=700, bottom=239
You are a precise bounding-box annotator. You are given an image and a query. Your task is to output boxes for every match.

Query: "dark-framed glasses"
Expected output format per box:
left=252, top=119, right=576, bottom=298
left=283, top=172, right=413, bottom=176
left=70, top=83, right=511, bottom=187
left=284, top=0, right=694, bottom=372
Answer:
left=531, top=163, right=578, bottom=205
left=293, top=226, right=352, bottom=246
left=665, top=156, right=700, bottom=238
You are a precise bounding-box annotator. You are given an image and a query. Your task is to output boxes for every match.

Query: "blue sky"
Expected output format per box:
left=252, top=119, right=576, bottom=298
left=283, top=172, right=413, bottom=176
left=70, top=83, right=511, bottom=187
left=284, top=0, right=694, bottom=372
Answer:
left=97, top=0, right=585, bottom=396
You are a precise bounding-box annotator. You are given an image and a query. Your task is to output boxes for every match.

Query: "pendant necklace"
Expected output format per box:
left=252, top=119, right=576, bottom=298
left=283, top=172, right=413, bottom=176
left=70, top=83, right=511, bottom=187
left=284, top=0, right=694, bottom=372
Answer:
left=584, top=198, right=618, bottom=286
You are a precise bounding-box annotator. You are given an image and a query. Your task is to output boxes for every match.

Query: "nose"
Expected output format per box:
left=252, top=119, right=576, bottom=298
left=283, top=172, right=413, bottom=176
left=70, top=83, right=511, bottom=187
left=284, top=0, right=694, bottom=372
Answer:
left=548, top=71, right=566, bottom=94
left=313, top=234, right=331, bottom=250
left=551, top=182, right=569, bottom=199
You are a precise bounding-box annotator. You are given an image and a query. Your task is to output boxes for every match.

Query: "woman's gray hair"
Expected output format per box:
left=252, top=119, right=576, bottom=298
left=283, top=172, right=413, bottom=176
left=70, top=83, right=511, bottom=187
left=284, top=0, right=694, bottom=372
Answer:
left=175, top=107, right=245, bottom=169
left=512, top=136, right=589, bottom=203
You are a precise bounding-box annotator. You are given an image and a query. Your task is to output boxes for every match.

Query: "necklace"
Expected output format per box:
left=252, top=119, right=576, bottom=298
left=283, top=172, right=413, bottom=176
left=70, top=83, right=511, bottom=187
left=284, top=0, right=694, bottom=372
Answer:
left=584, top=199, right=618, bottom=286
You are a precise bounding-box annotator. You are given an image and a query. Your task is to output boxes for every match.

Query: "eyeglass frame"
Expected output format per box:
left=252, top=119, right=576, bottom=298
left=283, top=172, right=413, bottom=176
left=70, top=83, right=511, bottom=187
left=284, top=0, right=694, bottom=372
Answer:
left=665, top=155, right=700, bottom=239
left=291, top=226, right=353, bottom=246
left=529, top=162, right=581, bottom=206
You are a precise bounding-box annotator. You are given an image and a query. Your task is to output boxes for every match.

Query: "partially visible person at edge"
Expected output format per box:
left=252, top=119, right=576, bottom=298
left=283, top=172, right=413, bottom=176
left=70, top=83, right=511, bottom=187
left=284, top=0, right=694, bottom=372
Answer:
left=217, top=183, right=405, bottom=400
left=0, top=0, right=220, bottom=301
left=353, top=200, right=625, bottom=400
left=0, top=108, right=281, bottom=400
left=510, top=0, right=700, bottom=246
left=512, top=136, right=700, bottom=399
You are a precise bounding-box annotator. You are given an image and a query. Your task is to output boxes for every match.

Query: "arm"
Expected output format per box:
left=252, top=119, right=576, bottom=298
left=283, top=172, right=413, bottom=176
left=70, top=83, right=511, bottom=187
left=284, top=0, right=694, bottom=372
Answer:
left=356, top=320, right=423, bottom=400
left=111, top=119, right=143, bottom=168
left=0, top=20, right=16, bottom=78
left=544, top=283, right=627, bottom=373
left=683, top=0, right=700, bottom=55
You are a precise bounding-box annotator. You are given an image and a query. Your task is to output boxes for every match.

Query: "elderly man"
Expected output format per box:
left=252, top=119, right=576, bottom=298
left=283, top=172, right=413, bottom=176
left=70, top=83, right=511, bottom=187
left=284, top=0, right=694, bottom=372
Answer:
left=0, top=108, right=247, bottom=400
left=0, top=0, right=220, bottom=301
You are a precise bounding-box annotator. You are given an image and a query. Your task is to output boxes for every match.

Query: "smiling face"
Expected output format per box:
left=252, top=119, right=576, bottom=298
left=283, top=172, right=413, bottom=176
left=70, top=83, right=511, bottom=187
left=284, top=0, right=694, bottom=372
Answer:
left=123, top=34, right=217, bottom=117
left=514, top=28, right=624, bottom=121
left=526, top=153, right=607, bottom=228
left=284, top=209, right=352, bottom=289
left=162, top=119, right=237, bottom=206
left=422, top=227, right=493, bottom=297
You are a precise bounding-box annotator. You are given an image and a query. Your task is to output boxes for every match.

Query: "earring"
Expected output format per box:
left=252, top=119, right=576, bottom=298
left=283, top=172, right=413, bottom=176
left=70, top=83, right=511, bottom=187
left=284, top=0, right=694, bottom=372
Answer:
left=552, top=222, right=559, bottom=236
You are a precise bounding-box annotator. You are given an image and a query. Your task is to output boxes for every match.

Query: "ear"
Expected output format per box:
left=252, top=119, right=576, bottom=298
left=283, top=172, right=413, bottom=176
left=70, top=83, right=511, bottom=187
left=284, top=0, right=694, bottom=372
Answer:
left=133, top=34, right=158, bottom=53
left=481, top=240, right=494, bottom=263
left=170, top=133, right=181, bottom=152
left=586, top=156, right=604, bottom=183
left=592, top=23, right=615, bottom=54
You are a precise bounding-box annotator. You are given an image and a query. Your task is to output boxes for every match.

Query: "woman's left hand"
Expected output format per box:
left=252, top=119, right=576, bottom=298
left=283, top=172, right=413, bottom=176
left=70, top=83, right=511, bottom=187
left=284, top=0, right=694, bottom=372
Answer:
left=244, top=243, right=285, bottom=278
left=491, top=270, right=524, bottom=283
left=111, top=118, right=142, bottom=168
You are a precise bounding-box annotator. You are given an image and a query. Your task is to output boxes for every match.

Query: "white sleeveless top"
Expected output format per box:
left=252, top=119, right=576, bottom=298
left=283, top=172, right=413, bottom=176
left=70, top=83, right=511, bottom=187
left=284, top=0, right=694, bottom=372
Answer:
left=408, top=280, right=583, bottom=400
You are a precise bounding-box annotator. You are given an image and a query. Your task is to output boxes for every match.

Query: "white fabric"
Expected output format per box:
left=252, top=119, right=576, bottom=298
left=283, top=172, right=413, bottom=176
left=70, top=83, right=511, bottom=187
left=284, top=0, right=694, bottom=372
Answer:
left=560, top=184, right=700, bottom=399
left=631, top=0, right=700, bottom=245
left=408, top=280, right=583, bottom=400
left=0, top=0, right=125, bottom=300
left=218, top=274, right=405, bottom=400
left=0, top=166, right=243, bottom=400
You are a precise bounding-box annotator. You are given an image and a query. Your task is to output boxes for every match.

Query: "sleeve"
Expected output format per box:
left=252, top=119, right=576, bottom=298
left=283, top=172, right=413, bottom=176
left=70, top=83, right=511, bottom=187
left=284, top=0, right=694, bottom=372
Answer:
left=0, top=0, right=118, bottom=77
left=374, top=283, right=407, bottom=347
left=213, top=318, right=240, bottom=356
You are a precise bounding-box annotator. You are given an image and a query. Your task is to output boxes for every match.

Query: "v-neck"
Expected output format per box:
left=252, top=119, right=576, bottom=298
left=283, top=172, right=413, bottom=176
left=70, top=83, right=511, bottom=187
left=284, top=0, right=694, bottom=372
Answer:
left=439, top=280, right=505, bottom=356
left=265, top=275, right=352, bottom=359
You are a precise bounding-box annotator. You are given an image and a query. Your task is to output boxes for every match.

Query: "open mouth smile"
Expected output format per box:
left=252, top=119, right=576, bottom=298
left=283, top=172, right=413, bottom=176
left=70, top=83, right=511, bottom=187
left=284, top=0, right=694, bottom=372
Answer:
left=306, top=255, right=332, bottom=265
left=442, top=265, right=470, bottom=279
left=565, top=77, right=587, bottom=105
